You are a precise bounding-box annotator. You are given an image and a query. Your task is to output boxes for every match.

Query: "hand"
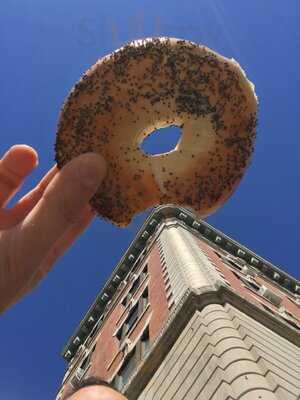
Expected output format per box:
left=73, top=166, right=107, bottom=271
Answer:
left=0, top=145, right=106, bottom=313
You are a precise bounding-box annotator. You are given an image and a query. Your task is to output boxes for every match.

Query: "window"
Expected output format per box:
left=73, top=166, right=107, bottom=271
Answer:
left=113, top=326, right=150, bottom=390
left=80, top=355, right=90, bottom=371
left=80, top=344, right=95, bottom=370
left=215, top=252, right=245, bottom=271
left=139, top=287, right=149, bottom=313
left=259, top=286, right=282, bottom=307
left=126, top=304, right=139, bottom=330
left=130, top=278, right=140, bottom=296
left=115, top=347, right=137, bottom=389
left=140, top=327, right=150, bottom=357
left=141, top=265, right=148, bottom=280
left=117, top=288, right=149, bottom=342
left=122, top=279, right=139, bottom=307
left=232, top=271, right=260, bottom=292
left=227, top=259, right=244, bottom=271
left=116, top=328, right=123, bottom=342
left=71, top=344, right=96, bottom=387
left=88, top=315, right=104, bottom=342
left=117, top=304, right=139, bottom=341
left=244, top=279, right=260, bottom=292
left=122, top=296, right=129, bottom=307
left=122, top=267, right=148, bottom=306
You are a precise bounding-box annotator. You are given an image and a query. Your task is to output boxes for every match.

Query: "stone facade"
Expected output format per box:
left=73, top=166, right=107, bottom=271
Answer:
left=56, top=206, right=300, bottom=400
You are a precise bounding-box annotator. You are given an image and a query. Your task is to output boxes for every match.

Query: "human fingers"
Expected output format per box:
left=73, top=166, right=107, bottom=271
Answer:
left=0, top=166, right=58, bottom=230
left=16, top=153, right=106, bottom=270
left=0, top=145, right=38, bottom=207
left=17, top=206, right=94, bottom=298
left=0, top=165, right=58, bottom=229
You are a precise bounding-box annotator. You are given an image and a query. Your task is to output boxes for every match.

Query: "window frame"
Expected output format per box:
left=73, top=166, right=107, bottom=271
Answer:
left=116, top=287, right=149, bottom=343
left=113, top=325, right=150, bottom=390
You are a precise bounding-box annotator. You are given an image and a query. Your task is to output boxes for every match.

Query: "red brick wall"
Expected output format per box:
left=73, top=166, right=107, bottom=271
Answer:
left=129, top=306, right=152, bottom=344
left=147, top=244, right=170, bottom=342
left=59, top=229, right=299, bottom=400
left=61, top=298, right=125, bottom=399
left=88, top=301, right=124, bottom=381
left=196, top=239, right=300, bottom=323
left=60, top=243, right=170, bottom=399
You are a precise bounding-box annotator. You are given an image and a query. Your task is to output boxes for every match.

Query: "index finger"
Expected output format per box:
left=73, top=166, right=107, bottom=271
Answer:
left=0, top=165, right=58, bottom=230
left=0, top=145, right=38, bottom=207
left=15, top=153, right=106, bottom=270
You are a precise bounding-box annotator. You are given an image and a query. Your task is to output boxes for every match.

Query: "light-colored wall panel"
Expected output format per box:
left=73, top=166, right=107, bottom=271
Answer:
left=274, top=386, right=296, bottom=400
left=245, top=338, right=300, bottom=375
left=227, top=306, right=300, bottom=357
left=138, top=304, right=279, bottom=400
left=158, top=225, right=219, bottom=306
left=226, top=304, right=300, bottom=399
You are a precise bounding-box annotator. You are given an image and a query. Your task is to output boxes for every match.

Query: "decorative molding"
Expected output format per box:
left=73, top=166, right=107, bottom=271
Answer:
left=61, top=205, right=299, bottom=363
left=124, top=285, right=300, bottom=400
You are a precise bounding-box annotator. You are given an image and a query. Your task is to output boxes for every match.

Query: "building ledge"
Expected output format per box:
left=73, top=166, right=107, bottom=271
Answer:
left=61, top=205, right=300, bottom=363
left=124, top=284, right=300, bottom=400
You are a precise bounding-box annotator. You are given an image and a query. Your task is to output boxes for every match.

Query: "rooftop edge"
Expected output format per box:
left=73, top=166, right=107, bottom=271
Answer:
left=60, top=204, right=300, bottom=362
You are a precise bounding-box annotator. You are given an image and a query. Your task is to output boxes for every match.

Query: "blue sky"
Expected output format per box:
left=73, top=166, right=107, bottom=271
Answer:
left=1, top=0, right=300, bottom=398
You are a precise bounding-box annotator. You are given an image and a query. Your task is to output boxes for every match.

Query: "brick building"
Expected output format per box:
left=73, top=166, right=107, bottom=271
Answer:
left=56, top=205, right=300, bottom=400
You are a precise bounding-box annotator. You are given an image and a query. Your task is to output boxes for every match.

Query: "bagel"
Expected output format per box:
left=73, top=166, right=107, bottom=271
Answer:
left=55, top=37, right=257, bottom=226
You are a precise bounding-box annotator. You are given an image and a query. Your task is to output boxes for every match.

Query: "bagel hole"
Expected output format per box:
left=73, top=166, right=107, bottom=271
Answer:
left=140, top=125, right=182, bottom=155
